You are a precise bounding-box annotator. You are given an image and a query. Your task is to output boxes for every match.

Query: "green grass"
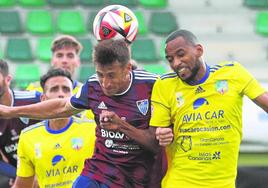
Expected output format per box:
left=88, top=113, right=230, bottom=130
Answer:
left=238, top=153, right=268, bottom=166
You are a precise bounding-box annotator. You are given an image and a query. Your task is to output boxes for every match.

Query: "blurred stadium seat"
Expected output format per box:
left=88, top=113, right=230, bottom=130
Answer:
left=6, top=38, right=33, bottom=62
left=78, top=38, right=93, bottom=63
left=139, top=0, right=167, bottom=8
left=18, top=0, right=46, bottom=7
left=78, top=64, right=95, bottom=82
left=0, top=0, right=15, bottom=7
left=0, top=11, right=22, bottom=34
left=36, top=37, right=53, bottom=62
left=47, top=0, right=74, bottom=6
left=78, top=0, right=105, bottom=6
left=134, top=10, right=148, bottom=35
left=57, top=10, right=86, bottom=35
left=15, top=64, right=40, bottom=89
left=149, top=11, right=178, bottom=35
left=244, top=0, right=268, bottom=8
left=256, top=11, right=268, bottom=36
left=131, top=38, right=158, bottom=62
left=26, top=10, right=53, bottom=35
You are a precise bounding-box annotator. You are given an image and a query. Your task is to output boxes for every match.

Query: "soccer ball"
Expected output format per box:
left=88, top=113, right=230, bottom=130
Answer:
left=93, top=5, right=138, bottom=43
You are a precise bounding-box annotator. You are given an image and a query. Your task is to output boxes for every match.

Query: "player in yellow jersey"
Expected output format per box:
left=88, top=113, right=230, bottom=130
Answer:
left=12, top=68, right=96, bottom=188
left=150, top=29, right=268, bottom=188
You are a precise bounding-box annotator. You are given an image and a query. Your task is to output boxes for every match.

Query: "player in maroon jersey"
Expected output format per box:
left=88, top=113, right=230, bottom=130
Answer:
left=0, top=59, right=41, bottom=186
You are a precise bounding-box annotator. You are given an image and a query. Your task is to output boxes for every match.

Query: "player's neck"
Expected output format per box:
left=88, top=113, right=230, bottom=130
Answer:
left=0, top=88, right=12, bottom=106
left=48, top=118, right=71, bottom=131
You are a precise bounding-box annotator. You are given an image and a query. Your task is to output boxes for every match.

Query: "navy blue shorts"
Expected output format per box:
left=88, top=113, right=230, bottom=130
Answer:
left=72, top=175, right=109, bottom=188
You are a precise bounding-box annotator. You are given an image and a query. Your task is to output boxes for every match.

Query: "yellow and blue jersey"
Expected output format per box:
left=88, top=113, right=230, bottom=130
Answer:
left=16, top=117, right=96, bottom=188
left=150, top=62, right=266, bottom=188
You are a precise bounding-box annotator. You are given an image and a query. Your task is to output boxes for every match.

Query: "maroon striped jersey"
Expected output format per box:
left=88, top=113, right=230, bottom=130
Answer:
left=70, top=70, right=165, bottom=188
left=0, top=90, right=41, bottom=167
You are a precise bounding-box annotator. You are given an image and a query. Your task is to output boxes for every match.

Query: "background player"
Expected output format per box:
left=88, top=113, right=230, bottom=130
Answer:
left=12, top=68, right=96, bottom=188
left=0, top=59, right=41, bottom=186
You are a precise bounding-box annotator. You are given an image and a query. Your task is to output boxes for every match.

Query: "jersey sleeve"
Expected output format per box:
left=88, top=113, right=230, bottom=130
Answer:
left=150, top=78, right=171, bottom=128
left=236, top=63, right=266, bottom=99
left=16, top=134, right=35, bottom=177
left=70, top=82, right=90, bottom=110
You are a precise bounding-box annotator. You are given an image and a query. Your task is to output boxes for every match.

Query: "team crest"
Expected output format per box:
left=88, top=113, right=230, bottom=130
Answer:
left=71, top=138, right=83, bottom=150
left=215, top=80, right=228, bottom=94
left=176, top=92, right=184, bottom=107
left=178, top=136, right=192, bottom=152
left=136, top=99, right=149, bottom=115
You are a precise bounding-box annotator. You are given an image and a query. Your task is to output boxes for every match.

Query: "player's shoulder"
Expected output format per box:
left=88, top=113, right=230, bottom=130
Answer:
left=72, top=116, right=96, bottom=129
left=21, top=121, right=45, bottom=135
left=210, top=61, right=242, bottom=73
left=160, top=72, right=177, bottom=80
left=13, top=90, right=41, bottom=100
left=133, top=69, right=158, bottom=81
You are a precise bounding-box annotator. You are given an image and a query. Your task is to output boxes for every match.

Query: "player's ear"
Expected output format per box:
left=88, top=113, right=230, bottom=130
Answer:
left=5, top=74, right=12, bottom=86
left=40, top=93, right=47, bottom=102
left=195, top=44, right=203, bottom=57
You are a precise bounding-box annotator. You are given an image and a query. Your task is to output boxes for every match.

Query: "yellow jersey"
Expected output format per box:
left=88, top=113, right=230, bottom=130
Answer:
left=150, top=62, right=266, bottom=188
left=16, top=117, right=96, bottom=188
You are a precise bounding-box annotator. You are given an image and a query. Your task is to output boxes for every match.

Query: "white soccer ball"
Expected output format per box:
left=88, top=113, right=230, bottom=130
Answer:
left=93, top=4, right=139, bottom=43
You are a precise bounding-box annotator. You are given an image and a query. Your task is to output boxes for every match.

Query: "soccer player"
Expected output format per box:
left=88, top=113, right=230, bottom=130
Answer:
left=27, top=35, right=83, bottom=94
left=150, top=29, right=268, bottom=188
left=12, top=68, right=96, bottom=188
left=0, top=39, right=162, bottom=188
left=0, top=59, right=41, bottom=182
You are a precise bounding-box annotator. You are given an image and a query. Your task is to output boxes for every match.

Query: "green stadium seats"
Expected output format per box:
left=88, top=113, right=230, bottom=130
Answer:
left=160, top=39, right=166, bottom=60
left=78, top=38, right=93, bottom=63
left=26, top=10, right=53, bottom=35
left=149, top=11, right=178, bottom=35
left=18, top=0, right=46, bottom=7
left=6, top=38, right=33, bottom=61
left=87, top=11, right=98, bottom=33
left=108, top=0, right=138, bottom=7
left=79, top=0, right=105, bottom=6
left=47, top=0, right=74, bottom=6
left=36, top=37, right=53, bottom=62
left=244, top=0, right=268, bottom=8
left=256, top=12, right=268, bottom=36
left=134, top=10, right=148, bottom=36
left=131, top=38, right=158, bottom=62
left=15, top=64, right=40, bottom=89
left=139, top=0, right=167, bottom=8
left=57, top=10, right=86, bottom=35
left=78, top=65, right=96, bottom=82
left=142, top=63, right=168, bottom=75
left=0, top=11, right=22, bottom=34
left=0, top=0, right=16, bottom=7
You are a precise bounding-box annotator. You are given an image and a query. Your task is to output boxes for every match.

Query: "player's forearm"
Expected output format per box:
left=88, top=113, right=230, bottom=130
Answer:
left=7, top=98, right=72, bottom=119
left=118, top=122, right=160, bottom=154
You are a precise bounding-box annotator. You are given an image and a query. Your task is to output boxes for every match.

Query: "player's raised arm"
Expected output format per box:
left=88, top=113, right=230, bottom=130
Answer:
left=0, top=97, right=81, bottom=120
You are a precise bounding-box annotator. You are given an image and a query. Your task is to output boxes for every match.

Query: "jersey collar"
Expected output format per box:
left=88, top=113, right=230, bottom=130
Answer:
left=45, top=117, right=73, bottom=134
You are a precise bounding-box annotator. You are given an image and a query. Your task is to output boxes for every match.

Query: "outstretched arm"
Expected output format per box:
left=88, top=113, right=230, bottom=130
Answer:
left=253, top=91, right=268, bottom=113
left=0, top=98, right=82, bottom=120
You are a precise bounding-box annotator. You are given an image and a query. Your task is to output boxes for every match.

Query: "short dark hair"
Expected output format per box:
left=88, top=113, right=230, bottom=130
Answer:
left=51, top=35, right=82, bottom=55
left=40, top=68, right=73, bottom=90
left=165, top=29, right=198, bottom=45
left=0, top=59, right=9, bottom=77
left=93, top=39, right=130, bottom=67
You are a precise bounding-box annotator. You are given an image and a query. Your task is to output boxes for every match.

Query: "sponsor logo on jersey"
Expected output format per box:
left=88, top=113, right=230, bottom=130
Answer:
left=215, top=80, right=228, bottom=94
left=98, top=101, right=108, bottom=109
left=136, top=99, right=149, bottom=115
left=178, top=136, right=192, bottom=152
left=52, top=155, right=65, bottom=166
left=71, top=138, right=83, bottom=150
left=195, top=86, right=205, bottom=94
left=176, top=92, right=184, bottom=107
left=34, top=143, right=41, bottom=158
left=193, top=98, right=209, bottom=110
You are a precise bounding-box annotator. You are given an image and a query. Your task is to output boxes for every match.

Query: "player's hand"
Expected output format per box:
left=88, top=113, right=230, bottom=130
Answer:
left=155, top=127, right=174, bottom=146
left=99, top=110, right=122, bottom=131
